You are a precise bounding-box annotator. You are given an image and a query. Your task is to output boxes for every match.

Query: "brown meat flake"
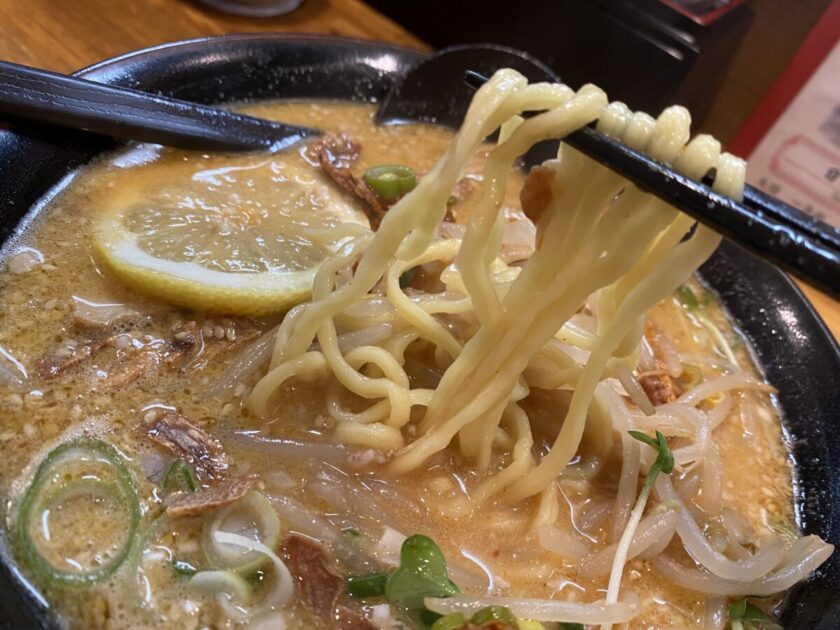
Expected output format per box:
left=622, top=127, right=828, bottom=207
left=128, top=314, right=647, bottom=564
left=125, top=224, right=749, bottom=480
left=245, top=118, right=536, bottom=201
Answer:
left=284, top=534, right=344, bottom=617
left=145, top=411, right=229, bottom=482
left=283, top=534, right=375, bottom=629
left=638, top=320, right=681, bottom=405
left=166, top=475, right=259, bottom=518
left=309, top=134, right=388, bottom=229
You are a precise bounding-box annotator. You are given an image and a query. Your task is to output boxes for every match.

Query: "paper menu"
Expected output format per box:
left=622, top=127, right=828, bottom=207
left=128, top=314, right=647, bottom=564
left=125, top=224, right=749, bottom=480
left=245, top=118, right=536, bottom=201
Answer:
left=746, top=40, right=840, bottom=227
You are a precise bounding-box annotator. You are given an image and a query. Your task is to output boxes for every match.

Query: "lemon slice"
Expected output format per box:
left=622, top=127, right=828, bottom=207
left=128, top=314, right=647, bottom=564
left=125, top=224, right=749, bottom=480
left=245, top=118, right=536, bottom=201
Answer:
left=93, top=153, right=369, bottom=316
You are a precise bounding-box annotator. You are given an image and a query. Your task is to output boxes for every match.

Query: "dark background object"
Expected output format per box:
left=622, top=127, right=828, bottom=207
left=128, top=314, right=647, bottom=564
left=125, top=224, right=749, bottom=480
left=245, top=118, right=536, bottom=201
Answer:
left=0, top=35, right=839, bottom=629
left=364, top=0, right=834, bottom=143
left=364, top=0, right=750, bottom=132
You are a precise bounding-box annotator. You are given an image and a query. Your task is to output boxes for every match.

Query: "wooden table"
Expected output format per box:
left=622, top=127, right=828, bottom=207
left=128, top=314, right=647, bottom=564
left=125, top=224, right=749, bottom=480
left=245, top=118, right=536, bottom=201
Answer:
left=0, top=0, right=837, bottom=341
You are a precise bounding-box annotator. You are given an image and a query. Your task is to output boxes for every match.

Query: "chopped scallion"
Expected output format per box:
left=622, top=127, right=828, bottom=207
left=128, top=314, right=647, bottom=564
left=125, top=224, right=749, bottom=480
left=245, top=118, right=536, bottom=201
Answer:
left=363, top=164, right=417, bottom=202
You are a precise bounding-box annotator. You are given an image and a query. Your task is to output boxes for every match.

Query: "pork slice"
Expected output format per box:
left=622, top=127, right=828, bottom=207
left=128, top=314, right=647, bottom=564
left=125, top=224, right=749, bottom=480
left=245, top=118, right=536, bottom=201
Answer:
left=166, top=474, right=259, bottom=518
left=145, top=411, right=229, bottom=482
left=309, top=134, right=388, bottom=229
left=283, top=534, right=376, bottom=629
left=284, top=534, right=344, bottom=618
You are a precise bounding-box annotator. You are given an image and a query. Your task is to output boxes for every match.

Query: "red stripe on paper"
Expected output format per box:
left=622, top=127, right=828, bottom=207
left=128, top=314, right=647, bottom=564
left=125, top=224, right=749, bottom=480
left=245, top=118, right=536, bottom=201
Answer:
left=728, top=0, right=840, bottom=157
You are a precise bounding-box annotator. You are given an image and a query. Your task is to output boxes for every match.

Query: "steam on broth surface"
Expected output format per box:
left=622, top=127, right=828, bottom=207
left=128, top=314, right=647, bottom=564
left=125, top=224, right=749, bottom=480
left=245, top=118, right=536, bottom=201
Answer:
left=0, top=92, right=831, bottom=630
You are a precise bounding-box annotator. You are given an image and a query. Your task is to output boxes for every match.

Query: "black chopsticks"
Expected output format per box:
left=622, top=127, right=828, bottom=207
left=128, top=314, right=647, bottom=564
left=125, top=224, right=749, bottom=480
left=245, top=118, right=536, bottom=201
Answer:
left=0, top=61, right=318, bottom=152
left=465, top=70, right=840, bottom=299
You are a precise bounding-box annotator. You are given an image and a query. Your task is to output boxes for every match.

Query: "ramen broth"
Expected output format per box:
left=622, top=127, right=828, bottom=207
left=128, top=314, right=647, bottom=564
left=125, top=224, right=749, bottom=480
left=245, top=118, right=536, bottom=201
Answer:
left=0, top=102, right=794, bottom=628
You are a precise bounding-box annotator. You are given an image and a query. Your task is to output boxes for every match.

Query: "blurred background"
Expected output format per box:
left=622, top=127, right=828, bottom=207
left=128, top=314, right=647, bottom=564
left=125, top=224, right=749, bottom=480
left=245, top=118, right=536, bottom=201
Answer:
left=364, top=0, right=818, bottom=142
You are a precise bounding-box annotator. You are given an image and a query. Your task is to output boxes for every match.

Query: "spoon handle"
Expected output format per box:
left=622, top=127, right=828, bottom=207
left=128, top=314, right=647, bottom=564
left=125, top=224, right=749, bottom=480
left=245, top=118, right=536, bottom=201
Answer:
left=0, top=61, right=316, bottom=151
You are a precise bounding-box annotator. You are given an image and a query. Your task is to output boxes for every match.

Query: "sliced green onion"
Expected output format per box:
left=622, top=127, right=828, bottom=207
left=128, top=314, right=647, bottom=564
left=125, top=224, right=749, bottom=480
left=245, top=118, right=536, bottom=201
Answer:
left=16, top=438, right=139, bottom=588
left=189, top=569, right=251, bottom=603
left=202, top=491, right=283, bottom=574
left=346, top=572, right=389, bottom=598
left=431, top=612, right=466, bottom=630
left=163, top=458, right=198, bottom=495
left=363, top=164, right=417, bottom=202
left=471, top=605, right=516, bottom=624
left=212, top=530, right=294, bottom=609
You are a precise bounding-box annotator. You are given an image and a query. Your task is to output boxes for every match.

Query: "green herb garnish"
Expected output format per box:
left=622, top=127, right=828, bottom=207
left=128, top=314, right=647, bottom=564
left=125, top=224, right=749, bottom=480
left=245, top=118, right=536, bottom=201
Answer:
left=604, top=431, right=674, bottom=608
left=346, top=572, right=389, bottom=598
left=628, top=429, right=674, bottom=487
left=560, top=624, right=585, bottom=630
left=385, top=534, right=460, bottom=611
left=728, top=597, right=771, bottom=630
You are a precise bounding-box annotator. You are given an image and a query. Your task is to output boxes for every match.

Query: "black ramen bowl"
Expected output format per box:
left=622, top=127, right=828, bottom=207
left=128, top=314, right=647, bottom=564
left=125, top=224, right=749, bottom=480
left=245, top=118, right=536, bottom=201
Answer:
left=0, top=35, right=838, bottom=629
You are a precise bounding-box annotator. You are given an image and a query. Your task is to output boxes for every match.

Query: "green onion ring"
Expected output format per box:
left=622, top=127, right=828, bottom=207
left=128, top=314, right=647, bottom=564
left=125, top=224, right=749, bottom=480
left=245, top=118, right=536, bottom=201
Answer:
left=16, top=438, right=140, bottom=588
left=363, top=164, right=417, bottom=202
